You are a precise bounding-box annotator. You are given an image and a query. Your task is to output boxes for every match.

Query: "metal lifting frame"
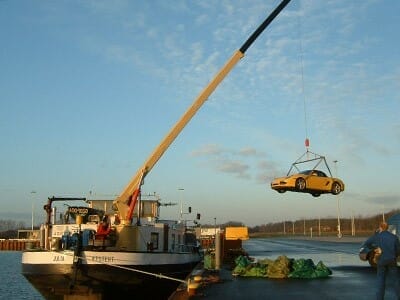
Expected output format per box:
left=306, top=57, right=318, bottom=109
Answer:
left=287, top=150, right=333, bottom=177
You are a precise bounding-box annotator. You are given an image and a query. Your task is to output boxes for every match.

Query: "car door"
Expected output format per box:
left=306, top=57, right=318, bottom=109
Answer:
left=306, top=171, right=330, bottom=191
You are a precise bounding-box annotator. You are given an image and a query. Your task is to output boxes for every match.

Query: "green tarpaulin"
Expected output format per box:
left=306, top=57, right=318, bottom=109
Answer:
left=232, top=255, right=332, bottom=279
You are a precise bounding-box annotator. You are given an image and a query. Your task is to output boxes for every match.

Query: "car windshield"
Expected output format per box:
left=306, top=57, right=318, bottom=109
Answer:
left=299, top=170, right=313, bottom=175
left=299, top=170, right=327, bottom=177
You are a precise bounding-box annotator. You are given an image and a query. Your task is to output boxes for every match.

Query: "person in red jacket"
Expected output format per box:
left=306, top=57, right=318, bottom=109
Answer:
left=363, top=222, right=400, bottom=300
left=96, top=215, right=111, bottom=239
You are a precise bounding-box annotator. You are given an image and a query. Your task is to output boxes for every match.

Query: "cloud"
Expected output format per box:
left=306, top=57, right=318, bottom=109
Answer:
left=191, top=144, right=252, bottom=179
left=363, top=195, right=400, bottom=207
left=191, top=144, right=224, bottom=157
left=216, top=159, right=250, bottom=179
left=395, top=124, right=400, bottom=142
left=191, top=144, right=283, bottom=182
left=68, top=0, right=400, bottom=195
left=238, top=147, right=264, bottom=157
left=256, top=160, right=286, bottom=184
left=192, top=145, right=265, bottom=158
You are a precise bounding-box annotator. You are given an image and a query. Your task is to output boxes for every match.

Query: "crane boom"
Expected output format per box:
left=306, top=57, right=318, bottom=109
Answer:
left=113, top=0, right=291, bottom=224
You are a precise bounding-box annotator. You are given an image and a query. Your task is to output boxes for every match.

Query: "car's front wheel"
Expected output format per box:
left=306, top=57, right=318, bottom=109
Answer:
left=331, top=182, right=342, bottom=195
left=277, top=189, right=286, bottom=194
left=295, top=178, right=306, bottom=191
left=312, top=193, right=320, bottom=197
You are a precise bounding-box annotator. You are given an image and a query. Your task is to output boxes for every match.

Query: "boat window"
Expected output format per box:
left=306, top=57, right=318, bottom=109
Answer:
left=87, top=215, right=100, bottom=224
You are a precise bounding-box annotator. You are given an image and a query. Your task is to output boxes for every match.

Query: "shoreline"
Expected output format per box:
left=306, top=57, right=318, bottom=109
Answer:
left=249, top=234, right=367, bottom=243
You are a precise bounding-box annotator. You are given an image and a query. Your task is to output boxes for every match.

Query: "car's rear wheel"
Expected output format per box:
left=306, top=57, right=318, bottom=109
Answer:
left=312, top=193, right=320, bottom=197
left=295, top=178, right=306, bottom=191
left=331, top=182, right=342, bottom=195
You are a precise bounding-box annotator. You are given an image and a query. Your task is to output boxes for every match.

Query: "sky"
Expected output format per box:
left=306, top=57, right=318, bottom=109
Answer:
left=1, top=0, right=399, bottom=228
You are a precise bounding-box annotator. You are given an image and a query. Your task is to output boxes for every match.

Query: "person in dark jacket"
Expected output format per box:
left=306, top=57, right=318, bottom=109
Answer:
left=363, top=221, right=400, bottom=300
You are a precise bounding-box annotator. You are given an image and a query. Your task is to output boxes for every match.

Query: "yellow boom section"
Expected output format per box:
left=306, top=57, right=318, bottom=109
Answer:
left=113, top=0, right=291, bottom=224
left=114, top=50, right=244, bottom=223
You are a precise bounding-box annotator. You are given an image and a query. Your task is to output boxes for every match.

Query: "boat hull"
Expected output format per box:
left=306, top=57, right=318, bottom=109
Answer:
left=22, top=250, right=201, bottom=299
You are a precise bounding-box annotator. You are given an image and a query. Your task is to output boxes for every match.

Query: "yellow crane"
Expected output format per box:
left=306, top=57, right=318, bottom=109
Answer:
left=113, top=0, right=292, bottom=225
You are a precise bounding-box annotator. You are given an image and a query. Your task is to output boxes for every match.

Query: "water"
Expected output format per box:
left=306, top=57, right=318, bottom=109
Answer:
left=0, top=252, right=43, bottom=300
left=243, top=237, right=366, bottom=268
left=0, top=238, right=366, bottom=299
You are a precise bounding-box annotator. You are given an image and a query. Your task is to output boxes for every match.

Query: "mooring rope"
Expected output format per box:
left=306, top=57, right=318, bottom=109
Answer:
left=61, top=251, right=187, bottom=284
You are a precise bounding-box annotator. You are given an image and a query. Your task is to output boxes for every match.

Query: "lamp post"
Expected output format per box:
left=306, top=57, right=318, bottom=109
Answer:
left=333, top=160, right=342, bottom=238
left=178, top=188, right=184, bottom=221
left=318, top=216, right=321, bottom=236
left=214, top=217, right=221, bottom=270
left=292, top=221, right=295, bottom=235
left=31, top=190, right=37, bottom=231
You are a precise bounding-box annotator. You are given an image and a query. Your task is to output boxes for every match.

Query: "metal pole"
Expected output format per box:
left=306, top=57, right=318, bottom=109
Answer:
left=31, top=203, right=34, bottom=231
left=333, top=160, right=342, bottom=238
left=214, top=217, right=221, bottom=270
left=318, top=217, right=321, bottom=236
left=178, top=188, right=184, bottom=221
left=292, top=221, right=295, bottom=235
left=214, top=217, right=217, bottom=249
left=31, top=191, right=36, bottom=231
left=215, top=229, right=221, bottom=270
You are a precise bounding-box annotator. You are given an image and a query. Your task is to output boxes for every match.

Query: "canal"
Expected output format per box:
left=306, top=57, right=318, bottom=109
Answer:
left=187, top=236, right=398, bottom=300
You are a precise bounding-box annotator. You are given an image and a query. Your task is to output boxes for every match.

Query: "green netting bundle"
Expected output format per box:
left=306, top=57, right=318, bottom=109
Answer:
left=288, top=258, right=332, bottom=279
left=234, top=255, right=251, bottom=268
left=258, top=258, right=274, bottom=266
left=232, top=256, right=268, bottom=277
left=314, top=261, right=333, bottom=278
left=243, top=263, right=268, bottom=277
left=231, top=255, right=332, bottom=279
left=266, top=255, right=291, bottom=279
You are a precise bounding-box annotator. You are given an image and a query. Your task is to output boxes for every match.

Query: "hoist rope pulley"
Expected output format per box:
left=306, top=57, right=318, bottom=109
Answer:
left=304, top=138, right=310, bottom=148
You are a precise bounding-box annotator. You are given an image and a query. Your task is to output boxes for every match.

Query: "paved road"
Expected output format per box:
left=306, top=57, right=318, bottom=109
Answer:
left=189, top=237, right=399, bottom=300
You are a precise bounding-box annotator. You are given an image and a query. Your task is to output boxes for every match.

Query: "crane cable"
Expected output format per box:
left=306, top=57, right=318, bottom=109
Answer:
left=297, top=8, right=310, bottom=153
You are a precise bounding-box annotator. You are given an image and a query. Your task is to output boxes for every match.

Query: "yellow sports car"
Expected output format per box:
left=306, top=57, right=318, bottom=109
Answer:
left=270, top=169, right=345, bottom=197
